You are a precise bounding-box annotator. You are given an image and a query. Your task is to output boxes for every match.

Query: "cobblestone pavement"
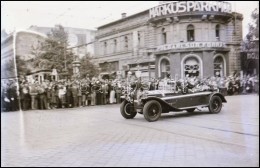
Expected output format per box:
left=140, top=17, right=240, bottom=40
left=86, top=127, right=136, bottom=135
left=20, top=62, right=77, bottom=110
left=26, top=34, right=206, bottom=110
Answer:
left=1, top=95, right=259, bottom=167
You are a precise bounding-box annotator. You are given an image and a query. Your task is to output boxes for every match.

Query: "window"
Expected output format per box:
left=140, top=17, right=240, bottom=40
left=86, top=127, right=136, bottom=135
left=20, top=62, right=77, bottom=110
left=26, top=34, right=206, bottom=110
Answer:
left=216, top=24, right=220, bottom=41
left=187, top=25, right=195, bottom=41
left=162, top=28, right=167, bottom=44
left=124, top=36, right=128, bottom=49
left=160, top=59, right=170, bottom=78
left=104, top=42, right=107, bottom=54
left=214, top=56, right=224, bottom=77
left=184, top=57, right=200, bottom=77
left=138, top=32, right=141, bottom=46
left=114, top=39, right=117, bottom=52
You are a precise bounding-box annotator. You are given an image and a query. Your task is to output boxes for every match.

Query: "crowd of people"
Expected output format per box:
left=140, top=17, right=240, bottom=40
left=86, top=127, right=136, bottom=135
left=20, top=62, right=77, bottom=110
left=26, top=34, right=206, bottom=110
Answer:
left=1, top=73, right=259, bottom=112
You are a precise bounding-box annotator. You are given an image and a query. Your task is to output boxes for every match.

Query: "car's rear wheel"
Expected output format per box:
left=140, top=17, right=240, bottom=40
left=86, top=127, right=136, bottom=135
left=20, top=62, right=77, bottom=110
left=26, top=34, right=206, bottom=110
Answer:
left=186, top=108, right=196, bottom=113
left=208, top=96, right=222, bottom=113
left=143, top=100, right=162, bottom=122
left=120, top=100, right=137, bottom=119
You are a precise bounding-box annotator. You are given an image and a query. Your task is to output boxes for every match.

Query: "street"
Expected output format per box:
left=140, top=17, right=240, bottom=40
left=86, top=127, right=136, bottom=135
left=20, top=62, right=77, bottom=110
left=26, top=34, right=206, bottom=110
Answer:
left=1, top=94, right=259, bottom=167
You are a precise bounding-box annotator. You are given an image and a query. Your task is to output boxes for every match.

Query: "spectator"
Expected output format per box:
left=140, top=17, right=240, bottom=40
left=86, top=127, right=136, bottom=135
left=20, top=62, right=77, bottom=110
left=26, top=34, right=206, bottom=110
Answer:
left=71, top=82, right=78, bottom=107
left=66, top=84, right=73, bottom=108
left=22, top=82, right=31, bottom=110
left=29, top=81, right=38, bottom=110
left=38, top=82, right=47, bottom=110
left=77, top=82, right=82, bottom=107
left=58, top=82, right=66, bottom=108
left=90, top=80, right=96, bottom=106
left=81, top=83, right=87, bottom=107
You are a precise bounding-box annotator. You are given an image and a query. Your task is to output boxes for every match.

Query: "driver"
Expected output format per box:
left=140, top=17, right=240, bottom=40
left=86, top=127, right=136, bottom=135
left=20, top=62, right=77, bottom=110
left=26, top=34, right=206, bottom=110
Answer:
left=187, top=75, right=198, bottom=93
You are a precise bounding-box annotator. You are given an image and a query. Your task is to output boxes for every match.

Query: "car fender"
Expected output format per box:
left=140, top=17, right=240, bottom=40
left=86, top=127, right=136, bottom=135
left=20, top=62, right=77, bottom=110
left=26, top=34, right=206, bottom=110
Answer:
left=141, top=97, right=182, bottom=112
left=209, top=92, right=227, bottom=103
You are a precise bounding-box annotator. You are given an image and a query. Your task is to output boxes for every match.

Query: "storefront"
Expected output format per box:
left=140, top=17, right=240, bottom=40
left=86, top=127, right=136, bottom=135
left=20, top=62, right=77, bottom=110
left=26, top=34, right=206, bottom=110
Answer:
left=240, top=52, right=259, bottom=76
left=94, top=1, right=243, bottom=80
left=150, top=1, right=243, bottom=79
left=155, top=42, right=229, bottom=79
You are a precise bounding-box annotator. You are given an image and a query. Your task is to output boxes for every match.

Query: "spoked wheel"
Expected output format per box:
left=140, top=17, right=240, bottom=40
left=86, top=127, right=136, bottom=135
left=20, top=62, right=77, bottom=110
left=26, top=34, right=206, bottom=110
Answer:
left=208, top=96, right=222, bottom=113
left=143, top=100, right=162, bottom=122
left=120, top=100, right=137, bottom=119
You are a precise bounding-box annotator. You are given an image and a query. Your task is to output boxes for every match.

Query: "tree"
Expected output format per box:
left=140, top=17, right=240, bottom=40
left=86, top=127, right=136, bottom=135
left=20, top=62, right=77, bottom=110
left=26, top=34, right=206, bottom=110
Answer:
left=79, top=53, right=100, bottom=79
left=33, top=25, right=75, bottom=77
left=242, top=7, right=259, bottom=52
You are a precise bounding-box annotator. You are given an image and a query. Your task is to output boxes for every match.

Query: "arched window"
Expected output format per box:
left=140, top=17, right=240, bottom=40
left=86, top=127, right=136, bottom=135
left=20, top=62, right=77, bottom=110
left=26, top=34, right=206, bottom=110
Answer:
left=184, top=57, right=200, bottom=77
left=216, top=24, right=220, bottom=40
left=187, top=25, right=195, bottom=41
left=214, top=56, right=224, bottom=77
left=162, top=28, right=167, bottom=44
left=160, top=59, right=170, bottom=78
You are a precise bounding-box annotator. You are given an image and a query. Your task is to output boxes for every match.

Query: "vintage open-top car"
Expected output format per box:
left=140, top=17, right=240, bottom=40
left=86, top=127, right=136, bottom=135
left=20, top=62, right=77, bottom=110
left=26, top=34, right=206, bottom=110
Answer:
left=120, top=79, right=227, bottom=122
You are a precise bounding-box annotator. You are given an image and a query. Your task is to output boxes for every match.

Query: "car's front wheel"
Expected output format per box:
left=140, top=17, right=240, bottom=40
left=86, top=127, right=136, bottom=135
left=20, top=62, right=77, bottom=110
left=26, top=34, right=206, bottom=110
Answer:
left=208, top=96, right=222, bottom=113
left=120, top=100, right=137, bottom=119
left=143, top=100, right=162, bottom=122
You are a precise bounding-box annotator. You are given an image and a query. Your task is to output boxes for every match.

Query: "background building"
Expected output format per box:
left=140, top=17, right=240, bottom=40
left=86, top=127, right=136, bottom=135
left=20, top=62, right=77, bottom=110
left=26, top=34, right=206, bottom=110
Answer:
left=29, top=25, right=96, bottom=57
left=1, top=30, right=46, bottom=81
left=1, top=26, right=96, bottom=82
left=94, top=1, right=243, bottom=79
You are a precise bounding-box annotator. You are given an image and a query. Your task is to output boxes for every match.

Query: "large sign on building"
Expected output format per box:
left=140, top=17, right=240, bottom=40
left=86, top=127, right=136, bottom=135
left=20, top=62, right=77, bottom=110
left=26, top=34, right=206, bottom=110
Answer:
left=156, top=42, right=227, bottom=51
left=150, top=1, right=232, bottom=18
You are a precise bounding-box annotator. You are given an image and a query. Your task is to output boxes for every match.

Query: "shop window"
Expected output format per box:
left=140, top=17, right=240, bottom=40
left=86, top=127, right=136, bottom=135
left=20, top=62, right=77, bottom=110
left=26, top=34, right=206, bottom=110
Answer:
left=184, top=57, right=200, bottom=77
left=214, top=56, right=224, bottom=77
left=216, top=24, right=220, bottom=41
left=160, top=59, right=170, bottom=78
left=187, top=25, right=195, bottom=42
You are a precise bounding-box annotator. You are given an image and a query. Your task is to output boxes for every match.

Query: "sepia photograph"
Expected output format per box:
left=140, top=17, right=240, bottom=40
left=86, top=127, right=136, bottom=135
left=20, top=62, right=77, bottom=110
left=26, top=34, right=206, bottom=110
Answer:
left=1, top=1, right=259, bottom=167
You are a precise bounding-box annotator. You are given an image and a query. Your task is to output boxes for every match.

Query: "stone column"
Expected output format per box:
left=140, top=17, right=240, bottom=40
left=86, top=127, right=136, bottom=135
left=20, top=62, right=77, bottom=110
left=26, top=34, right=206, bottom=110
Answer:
left=203, top=51, right=214, bottom=78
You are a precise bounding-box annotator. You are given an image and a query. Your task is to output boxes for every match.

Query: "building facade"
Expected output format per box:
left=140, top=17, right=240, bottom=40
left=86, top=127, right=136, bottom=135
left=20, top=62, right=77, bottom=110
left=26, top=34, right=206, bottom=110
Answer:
left=94, top=1, right=243, bottom=80
left=1, top=30, right=47, bottom=81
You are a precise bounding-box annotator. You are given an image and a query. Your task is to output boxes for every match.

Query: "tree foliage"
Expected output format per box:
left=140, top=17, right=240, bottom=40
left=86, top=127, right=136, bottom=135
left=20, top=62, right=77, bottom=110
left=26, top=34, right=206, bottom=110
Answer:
left=32, top=25, right=74, bottom=76
left=242, top=7, right=259, bottom=51
left=79, top=53, right=100, bottom=79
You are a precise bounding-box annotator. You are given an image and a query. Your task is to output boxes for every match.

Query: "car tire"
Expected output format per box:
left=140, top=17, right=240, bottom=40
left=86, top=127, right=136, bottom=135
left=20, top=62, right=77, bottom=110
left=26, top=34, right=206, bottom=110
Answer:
left=120, top=100, right=137, bottom=119
left=143, top=100, right=162, bottom=122
left=186, top=108, right=196, bottom=113
left=208, top=96, right=222, bottom=113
